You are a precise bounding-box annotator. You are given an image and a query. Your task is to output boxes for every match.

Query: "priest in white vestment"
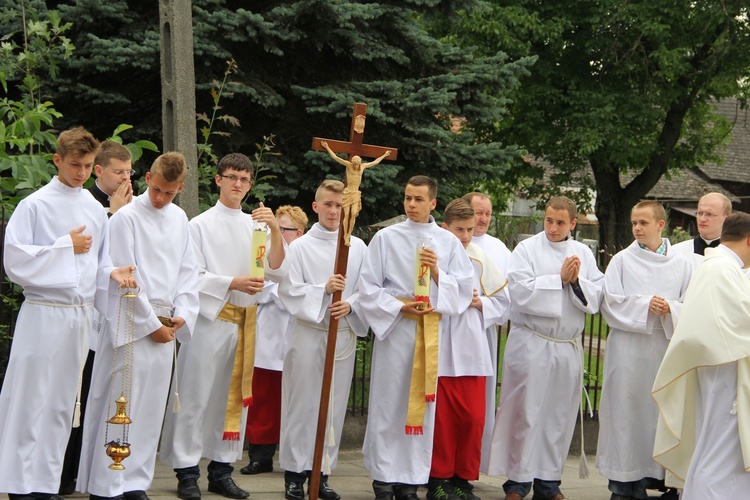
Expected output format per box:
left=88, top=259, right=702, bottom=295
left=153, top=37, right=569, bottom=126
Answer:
left=355, top=176, right=474, bottom=500
left=596, top=201, right=692, bottom=500
left=462, top=191, right=513, bottom=473
left=242, top=206, right=308, bottom=476
left=0, top=128, right=135, bottom=500
left=78, top=152, right=199, bottom=500
left=159, top=154, right=286, bottom=500
left=426, top=199, right=510, bottom=500
left=652, top=213, right=750, bottom=498
left=487, top=196, right=604, bottom=500
left=671, top=192, right=730, bottom=268
left=278, top=180, right=367, bottom=500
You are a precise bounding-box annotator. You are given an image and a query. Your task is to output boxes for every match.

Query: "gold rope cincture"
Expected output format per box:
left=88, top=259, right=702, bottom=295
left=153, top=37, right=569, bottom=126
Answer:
left=25, top=299, right=93, bottom=427
left=103, top=285, right=138, bottom=470
left=217, top=301, right=259, bottom=442
left=397, top=298, right=441, bottom=436
left=296, top=318, right=357, bottom=474
left=521, top=325, right=590, bottom=479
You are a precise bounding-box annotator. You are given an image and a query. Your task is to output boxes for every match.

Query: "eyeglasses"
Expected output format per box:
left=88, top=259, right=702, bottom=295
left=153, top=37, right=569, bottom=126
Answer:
left=220, top=174, right=252, bottom=185
left=695, top=211, right=721, bottom=219
left=280, top=227, right=298, bottom=233
left=107, top=168, right=135, bottom=177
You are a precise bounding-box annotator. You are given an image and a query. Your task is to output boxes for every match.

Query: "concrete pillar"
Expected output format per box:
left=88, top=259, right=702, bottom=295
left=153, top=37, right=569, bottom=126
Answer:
left=158, top=0, right=199, bottom=218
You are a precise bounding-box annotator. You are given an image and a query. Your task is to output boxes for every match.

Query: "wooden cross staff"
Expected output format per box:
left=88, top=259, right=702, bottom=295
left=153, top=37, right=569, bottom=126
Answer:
left=308, top=103, right=397, bottom=495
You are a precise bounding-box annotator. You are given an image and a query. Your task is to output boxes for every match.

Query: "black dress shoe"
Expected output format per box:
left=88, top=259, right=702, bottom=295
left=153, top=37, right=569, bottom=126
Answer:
left=285, top=481, right=305, bottom=500
left=123, top=491, right=150, bottom=500
left=240, top=460, right=273, bottom=475
left=58, top=480, right=76, bottom=496
left=207, top=477, right=249, bottom=499
left=316, top=481, right=341, bottom=500
left=89, top=496, right=125, bottom=500
left=177, top=478, right=201, bottom=500
left=396, top=494, right=420, bottom=500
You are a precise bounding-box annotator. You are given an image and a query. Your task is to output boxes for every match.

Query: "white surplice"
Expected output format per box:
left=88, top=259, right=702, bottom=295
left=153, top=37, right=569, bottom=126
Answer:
left=78, top=192, right=199, bottom=497
left=671, top=238, right=706, bottom=269
left=0, top=177, right=113, bottom=495
left=469, top=233, right=512, bottom=472
left=255, top=281, right=294, bottom=372
left=596, top=239, right=691, bottom=483
left=652, top=247, right=750, bottom=496
left=160, top=200, right=286, bottom=468
left=355, top=217, right=474, bottom=485
left=278, top=223, right=368, bottom=474
left=487, top=232, right=603, bottom=482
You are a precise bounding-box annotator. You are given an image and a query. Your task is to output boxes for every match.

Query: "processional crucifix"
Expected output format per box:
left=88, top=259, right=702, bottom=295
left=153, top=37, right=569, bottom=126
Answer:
left=308, top=102, right=398, bottom=495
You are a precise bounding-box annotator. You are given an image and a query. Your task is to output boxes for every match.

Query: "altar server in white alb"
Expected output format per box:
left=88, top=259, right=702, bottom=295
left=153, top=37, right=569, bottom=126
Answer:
left=78, top=152, right=199, bottom=500
left=159, top=153, right=287, bottom=500
left=241, top=205, right=308, bottom=476
left=426, top=198, right=510, bottom=500
left=596, top=201, right=692, bottom=500
left=652, top=212, right=750, bottom=499
left=0, top=127, right=135, bottom=500
left=461, top=191, right=512, bottom=473
left=671, top=192, right=731, bottom=267
left=356, top=175, right=474, bottom=500
left=487, top=196, right=604, bottom=500
left=277, top=180, right=368, bottom=500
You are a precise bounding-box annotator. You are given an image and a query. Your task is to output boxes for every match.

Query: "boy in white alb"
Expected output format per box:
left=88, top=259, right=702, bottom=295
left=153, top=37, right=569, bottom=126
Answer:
left=488, top=196, right=604, bottom=500
left=278, top=180, right=368, bottom=500
left=427, top=199, right=509, bottom=500
left=78, top=152, right=199, bottom=500
left=461, top=191, right=512, bottom=473
left=356, top=176, right=475, bottom=500
left=159, top=153, right=286, bottom=500
left=597, top=201, right=692, bottom=500
left=0, top=127, right=135, bottom=500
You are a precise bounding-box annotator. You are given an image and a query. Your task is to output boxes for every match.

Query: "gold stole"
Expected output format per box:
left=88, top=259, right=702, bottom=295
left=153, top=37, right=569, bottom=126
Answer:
left=398, top=298, right=441, bottom=435
left=217, top=302, right=258, bottom=441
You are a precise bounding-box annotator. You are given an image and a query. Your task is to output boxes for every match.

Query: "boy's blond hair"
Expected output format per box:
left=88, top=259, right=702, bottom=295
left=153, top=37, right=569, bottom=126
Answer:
left=633, top=200, right=667, bottom=222
left=276, top=205, right=309, bottom=231
left=546, top=196, right=578, bottom=221
left=151, top=152, right=187, bottom=183
left=315, top=179, right=344, bottom=201
left=443, top=198, right=475, bottom=225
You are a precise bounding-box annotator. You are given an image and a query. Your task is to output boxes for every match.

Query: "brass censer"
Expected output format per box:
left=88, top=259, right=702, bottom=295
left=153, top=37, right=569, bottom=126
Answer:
left=104, top=285, right=139, bottom=470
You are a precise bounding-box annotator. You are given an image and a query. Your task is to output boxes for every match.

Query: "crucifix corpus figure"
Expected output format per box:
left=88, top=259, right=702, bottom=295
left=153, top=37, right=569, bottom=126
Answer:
left=320, top=141, right=391, bottom=246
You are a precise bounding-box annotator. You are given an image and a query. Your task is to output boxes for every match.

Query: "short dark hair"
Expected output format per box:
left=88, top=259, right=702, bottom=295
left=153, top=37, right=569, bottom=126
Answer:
left=57, top=126, right=100, bottom=158
left=95, top=141, right=131, bottom=168
left=721, top=212, right=750, bottom=242
left=407, top=175, right=437, bottom=200
left=546, top=196, right=578, bottom=221
left=217, top=153, right=253, bottom=177
left=444, top=198, right=475, bottom=225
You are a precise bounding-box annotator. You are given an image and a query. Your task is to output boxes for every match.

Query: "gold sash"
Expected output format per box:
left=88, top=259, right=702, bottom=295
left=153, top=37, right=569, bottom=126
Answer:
left=398, top=298, right=441, bottom=435
left=217, top=302, right=258, bottom=441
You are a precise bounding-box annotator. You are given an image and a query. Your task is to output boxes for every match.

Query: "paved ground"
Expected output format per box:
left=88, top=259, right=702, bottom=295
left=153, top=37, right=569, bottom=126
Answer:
left=3, top=449, right=666, bottom=500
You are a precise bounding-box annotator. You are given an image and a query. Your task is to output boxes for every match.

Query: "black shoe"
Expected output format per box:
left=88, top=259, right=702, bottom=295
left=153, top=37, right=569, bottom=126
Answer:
left=240, top=461, right=273, bottom=475
left=375, top=494, right=395, bottom=500
left=396, top=495, right=420, bottom=500
left=123, top=492, right=150, bottom=500
left=609, top=495, right=632, bottom=500
left=660, top=490, right=679, bottom=500
left=426, top=479, right=459, bottom=500
left=451, top=478, right=480, bottom=500
left=207, top=477, right=249, bottom=500
left=177, top=478, right=201, bottom=500
left=89, top=496, right=125, bottom=500
left=316, top=481, right=341, bottom=500
left=285, top=481, right=305, bottom=500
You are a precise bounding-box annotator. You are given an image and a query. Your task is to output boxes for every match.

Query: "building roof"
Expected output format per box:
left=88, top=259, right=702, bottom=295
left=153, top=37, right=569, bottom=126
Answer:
left=695, top=99, right=750, bottom=183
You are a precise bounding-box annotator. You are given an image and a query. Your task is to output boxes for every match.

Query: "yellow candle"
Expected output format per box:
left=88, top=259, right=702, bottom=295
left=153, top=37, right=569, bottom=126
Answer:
left=250, top=228, right=267, bottom=278
left=414, top=238, right=431, bottom=310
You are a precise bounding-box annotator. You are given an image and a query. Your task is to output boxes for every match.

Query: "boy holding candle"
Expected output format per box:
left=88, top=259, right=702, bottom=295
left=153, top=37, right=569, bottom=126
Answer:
left=427, top=198, right=510, bottom=499
left=277, top=180, right=368, bottom=500
left=355, top=176, right=474, bottom=500
left=159, top=153, right=286, bottom=500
